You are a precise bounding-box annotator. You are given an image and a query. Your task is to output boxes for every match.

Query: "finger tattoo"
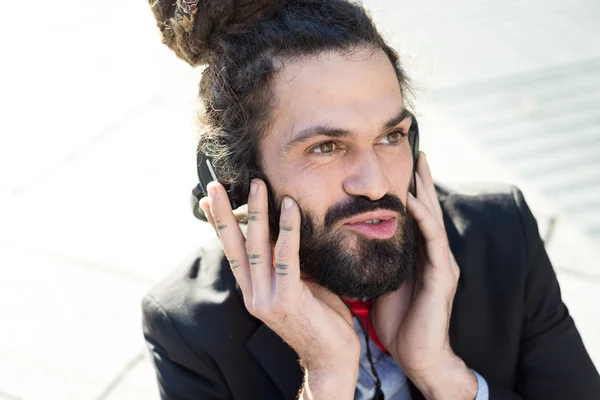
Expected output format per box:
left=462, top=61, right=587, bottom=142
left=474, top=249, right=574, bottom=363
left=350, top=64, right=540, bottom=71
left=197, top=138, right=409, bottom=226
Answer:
left=229, top=259, right=241, bottom=269
left=249, top=253, right=262, bottom=266
left=248, top=211, right=260, bottom=221
left=215, top=219, right=227, bottom=230
left=275, top=263, right=289, bottom=275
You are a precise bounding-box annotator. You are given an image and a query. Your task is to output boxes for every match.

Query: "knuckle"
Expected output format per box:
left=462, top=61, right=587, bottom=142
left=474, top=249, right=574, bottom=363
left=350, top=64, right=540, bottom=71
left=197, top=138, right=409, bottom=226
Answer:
left=246, top=209, right=264, bottom=223
left=275, top=233, right=298, bottom=260
left=275, top=245, right=288, bottom=261
left=250, top=299, right=269, bottom=319
left=226, top=256, right=243, bottom=270
left=275, top=242, right=295, bottom=262
left=246, top=253, right=264, bottom=266
left=250, top=300, right=290, bottom=324
left=451, top=257, right=460, bottom=271
left=279, top=217, right=294, bottom=230
left=214, top=221, right=229, bottom=232
left=445, top=269, right=459, bottom=290
left=452, top=265, right=461, bottom=282
left=243, top=297, right=255, bottom=315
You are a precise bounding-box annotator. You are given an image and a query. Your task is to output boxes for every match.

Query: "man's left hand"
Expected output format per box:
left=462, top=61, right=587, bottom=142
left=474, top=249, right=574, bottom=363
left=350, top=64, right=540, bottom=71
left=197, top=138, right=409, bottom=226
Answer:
left=372, top=152, right=478, bottom=400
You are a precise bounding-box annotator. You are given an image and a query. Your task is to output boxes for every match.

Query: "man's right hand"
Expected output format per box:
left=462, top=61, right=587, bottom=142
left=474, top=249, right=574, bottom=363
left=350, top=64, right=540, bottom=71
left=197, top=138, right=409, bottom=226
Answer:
left=199, top=178, right=359, bottom=399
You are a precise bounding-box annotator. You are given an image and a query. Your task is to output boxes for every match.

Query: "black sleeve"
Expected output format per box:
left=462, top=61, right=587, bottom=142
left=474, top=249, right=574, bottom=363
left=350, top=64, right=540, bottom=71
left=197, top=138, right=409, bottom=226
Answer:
left=142, top=294, right=233, bottom=400
left=505, top=187, right=600, bottom=399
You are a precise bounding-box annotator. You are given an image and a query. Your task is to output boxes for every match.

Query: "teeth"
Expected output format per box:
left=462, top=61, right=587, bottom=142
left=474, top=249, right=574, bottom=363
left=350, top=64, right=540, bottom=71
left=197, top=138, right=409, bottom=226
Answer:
left=365, top=219, right=381, bottom=224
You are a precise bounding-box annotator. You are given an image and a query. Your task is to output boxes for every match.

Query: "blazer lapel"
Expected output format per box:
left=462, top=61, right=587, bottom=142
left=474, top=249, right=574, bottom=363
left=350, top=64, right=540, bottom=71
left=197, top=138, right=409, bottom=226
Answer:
left=247, top=324, right=303, bottom=399
left=247, top=323, right=427, bottom=400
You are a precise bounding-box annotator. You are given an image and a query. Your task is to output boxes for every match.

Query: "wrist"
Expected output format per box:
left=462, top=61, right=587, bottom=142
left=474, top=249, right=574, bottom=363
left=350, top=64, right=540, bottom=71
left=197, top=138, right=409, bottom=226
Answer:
left=299, top=364, right=358, bottom=400
left=409, top=353, right=478, bottom=400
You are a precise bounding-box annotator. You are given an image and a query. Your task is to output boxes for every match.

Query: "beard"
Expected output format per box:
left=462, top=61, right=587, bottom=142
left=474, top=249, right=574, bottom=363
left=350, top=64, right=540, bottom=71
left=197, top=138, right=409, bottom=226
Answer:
left=266, top=183, right=418, bottom=299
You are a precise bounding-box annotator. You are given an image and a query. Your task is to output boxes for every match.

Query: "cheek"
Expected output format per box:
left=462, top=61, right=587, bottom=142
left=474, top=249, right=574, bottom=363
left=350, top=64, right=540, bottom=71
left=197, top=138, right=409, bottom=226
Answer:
left=385, top=152, right=413, bottom=187
left=275, top=163, right=345, bottom=220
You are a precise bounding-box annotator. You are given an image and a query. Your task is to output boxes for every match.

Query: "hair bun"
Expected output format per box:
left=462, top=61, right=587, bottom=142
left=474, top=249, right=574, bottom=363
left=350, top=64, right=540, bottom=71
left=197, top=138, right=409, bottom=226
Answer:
left=149, top=0, right=281, bottom=66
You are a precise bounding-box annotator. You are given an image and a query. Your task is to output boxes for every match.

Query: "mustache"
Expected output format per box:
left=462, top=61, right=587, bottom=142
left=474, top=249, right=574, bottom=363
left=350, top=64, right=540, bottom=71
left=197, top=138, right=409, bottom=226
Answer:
left=324, top=194, right=407, bottom=228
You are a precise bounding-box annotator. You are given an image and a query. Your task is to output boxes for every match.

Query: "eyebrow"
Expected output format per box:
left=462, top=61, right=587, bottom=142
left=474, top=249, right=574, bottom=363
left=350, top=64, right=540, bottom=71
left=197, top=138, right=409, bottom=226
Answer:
left=282, top=107, right=413, bottom=152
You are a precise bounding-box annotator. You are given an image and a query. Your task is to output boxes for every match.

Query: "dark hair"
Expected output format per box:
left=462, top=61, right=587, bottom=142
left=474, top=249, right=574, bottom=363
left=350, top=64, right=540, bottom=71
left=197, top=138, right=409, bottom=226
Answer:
left=149, top=0, right=412, bottom=187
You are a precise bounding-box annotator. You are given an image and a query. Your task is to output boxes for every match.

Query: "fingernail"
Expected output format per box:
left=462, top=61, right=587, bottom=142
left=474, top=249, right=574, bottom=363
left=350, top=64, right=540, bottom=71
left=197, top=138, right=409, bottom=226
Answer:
left=283, top=197, right=293, bottom=210
left=250, top=180, right=259, bottom=195
left=207, top=183, right=216, bottom=199
left=408, top=192, right=415, bottom=201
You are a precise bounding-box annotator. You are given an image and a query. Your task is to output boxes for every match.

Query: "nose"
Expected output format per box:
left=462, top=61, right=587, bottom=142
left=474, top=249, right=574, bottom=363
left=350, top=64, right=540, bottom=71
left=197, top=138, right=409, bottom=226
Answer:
left=342, top=151, right=391, bottom=201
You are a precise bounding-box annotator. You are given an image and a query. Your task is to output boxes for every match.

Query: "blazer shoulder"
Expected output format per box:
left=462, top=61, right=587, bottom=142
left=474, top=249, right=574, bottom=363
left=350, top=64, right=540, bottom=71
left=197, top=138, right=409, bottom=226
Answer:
left=436, top=180, right=526, bottom=218
left=142, top=235, right=259, bottom=360
left=436, top=181, right=537, bottom=284
left=435, top=180, right=535, bottom=233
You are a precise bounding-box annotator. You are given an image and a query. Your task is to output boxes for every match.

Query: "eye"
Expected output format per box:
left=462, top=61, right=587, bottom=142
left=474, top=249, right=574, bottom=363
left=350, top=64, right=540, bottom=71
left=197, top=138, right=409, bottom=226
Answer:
left=310, top=141, right=336, bottom=154
left=379, top=130, right=406, bottom=145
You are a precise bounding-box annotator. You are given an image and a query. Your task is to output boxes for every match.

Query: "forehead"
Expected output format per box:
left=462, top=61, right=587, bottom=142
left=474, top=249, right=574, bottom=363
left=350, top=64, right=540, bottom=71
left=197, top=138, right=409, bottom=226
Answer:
left=266, top=47, right=404, bottom=143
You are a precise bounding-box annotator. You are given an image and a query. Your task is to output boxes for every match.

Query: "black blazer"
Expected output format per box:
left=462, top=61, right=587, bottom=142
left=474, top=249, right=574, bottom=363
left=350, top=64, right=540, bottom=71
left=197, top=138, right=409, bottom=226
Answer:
left=142, top=183, right=600, bottom=399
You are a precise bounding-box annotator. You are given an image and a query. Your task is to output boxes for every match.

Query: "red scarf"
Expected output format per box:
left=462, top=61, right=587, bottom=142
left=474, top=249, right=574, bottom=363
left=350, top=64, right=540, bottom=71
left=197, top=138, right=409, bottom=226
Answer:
left=343, top=298, right=388, bottom=353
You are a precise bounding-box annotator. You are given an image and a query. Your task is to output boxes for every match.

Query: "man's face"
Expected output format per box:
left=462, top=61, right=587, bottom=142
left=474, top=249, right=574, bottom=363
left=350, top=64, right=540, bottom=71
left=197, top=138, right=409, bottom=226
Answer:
left=258, top=47, right=417, bottom=299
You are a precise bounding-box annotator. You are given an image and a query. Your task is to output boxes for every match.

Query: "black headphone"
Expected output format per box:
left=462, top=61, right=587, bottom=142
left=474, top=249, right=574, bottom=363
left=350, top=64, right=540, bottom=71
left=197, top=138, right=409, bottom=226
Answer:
left=191, top=116, right=420, bottom=221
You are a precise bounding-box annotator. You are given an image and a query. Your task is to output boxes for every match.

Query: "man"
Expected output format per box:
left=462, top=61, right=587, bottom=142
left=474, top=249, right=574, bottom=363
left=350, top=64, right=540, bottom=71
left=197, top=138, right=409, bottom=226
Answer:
left=142, top=0, right=600, bottom=399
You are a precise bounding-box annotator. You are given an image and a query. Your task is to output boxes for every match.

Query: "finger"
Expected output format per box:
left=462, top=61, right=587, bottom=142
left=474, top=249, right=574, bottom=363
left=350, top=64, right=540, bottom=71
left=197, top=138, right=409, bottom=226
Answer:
left=411, top=184, right=457, bottom=294
left=407, top=193, right=451, bottom=270
left=245, top=179, right=274, bottom=306
left=417, top=152, right=445, bottom=227
left=417, top=167, right=457, bottom=278
left=449, top=249, right=461, bottom=280
left=413, top=239, right=426, bottom=297
left=273, top=196, right=302, bottom=300
left=413, top=172, right=447, bottom=267
left=207, top=181, right=252, bottom=296
left=199, top=197, right=216, bottom=231
left=415, top=172, right=436, bottom=220
left=417, top=167, right=458, bottom=278
left=415, top=171, right=445, bottom=235
left=416, top=154, right=458, bottom=285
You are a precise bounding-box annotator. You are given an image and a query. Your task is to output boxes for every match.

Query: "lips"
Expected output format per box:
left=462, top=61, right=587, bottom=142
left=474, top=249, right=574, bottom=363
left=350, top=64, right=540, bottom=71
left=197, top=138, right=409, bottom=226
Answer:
left=342, top=211, right=398, bottom=239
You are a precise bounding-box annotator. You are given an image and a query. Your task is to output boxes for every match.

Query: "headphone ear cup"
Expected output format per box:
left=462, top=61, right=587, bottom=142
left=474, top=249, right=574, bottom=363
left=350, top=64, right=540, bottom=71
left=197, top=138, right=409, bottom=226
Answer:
left=191, top=184, right=208, bottom=221
left=227, top=167, right=251, bottom=210
left=196, top=149, right=252, bottom=211
left=409, top=116, right=420, bottom=197
left=410, top=117, right=419, bottom=161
